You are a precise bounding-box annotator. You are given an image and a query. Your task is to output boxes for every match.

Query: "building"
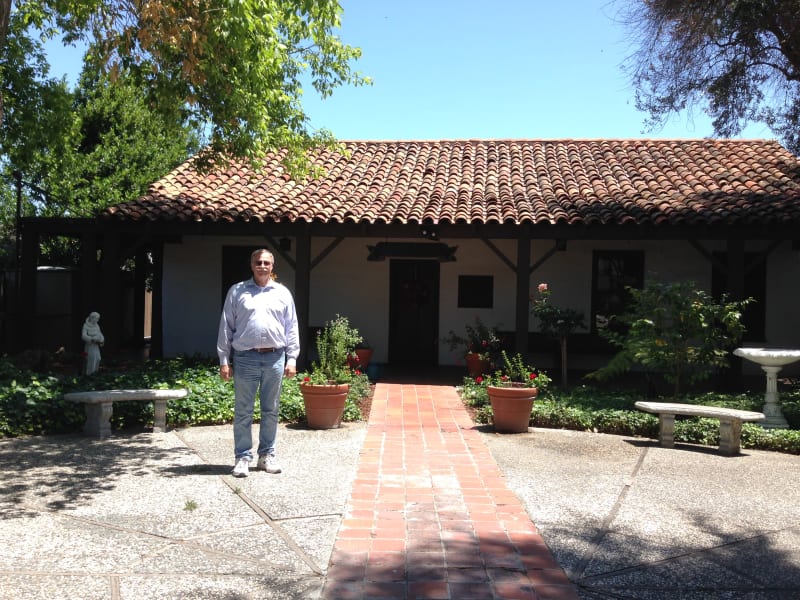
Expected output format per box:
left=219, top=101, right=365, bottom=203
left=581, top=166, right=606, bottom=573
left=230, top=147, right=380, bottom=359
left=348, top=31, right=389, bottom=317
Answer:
left=16, top=139, right=800, bottom=379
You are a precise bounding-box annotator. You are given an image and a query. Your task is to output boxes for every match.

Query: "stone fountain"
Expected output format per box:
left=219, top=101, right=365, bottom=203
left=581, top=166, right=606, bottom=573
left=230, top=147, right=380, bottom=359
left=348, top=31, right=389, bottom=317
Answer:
left=733, top=347, right=800, bottom=428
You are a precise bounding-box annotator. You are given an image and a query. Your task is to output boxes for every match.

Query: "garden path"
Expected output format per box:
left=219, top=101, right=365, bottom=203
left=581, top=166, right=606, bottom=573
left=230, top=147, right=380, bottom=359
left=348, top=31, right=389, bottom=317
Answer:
left=321, top=382, right=578, bottom=599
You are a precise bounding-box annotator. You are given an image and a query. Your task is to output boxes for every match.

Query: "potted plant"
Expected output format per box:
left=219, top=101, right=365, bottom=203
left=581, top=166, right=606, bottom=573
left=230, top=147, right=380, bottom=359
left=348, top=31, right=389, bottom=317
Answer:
left=443, top=316, right=503, bottom=376
left=484, top=350, right=550, bottom=433
left=299, top=315, right=362, bottom=429
left=348, top=338, right=373, bottom=370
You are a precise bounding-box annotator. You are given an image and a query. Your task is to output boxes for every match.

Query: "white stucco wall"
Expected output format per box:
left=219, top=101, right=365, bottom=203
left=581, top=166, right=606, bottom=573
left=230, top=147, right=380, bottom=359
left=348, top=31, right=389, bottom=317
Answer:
left=307, top=237, right=389, bottom=361
left=159, top=235, right=800, bottom=376
left=162, top=236, right=301, bottom=358
left=438, top=239, right=517, bottom=365
left=162, top=238, right=222, bottom=357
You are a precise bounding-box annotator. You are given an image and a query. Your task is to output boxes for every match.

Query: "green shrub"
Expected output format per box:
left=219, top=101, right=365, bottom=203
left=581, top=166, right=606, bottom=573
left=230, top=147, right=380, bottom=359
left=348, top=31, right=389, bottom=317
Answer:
left=4, top=353, right=799, bottom=456
left=456, top=380, right=800, bottom=455
left=461, top=376, right=490, bottom=408
left=279, top=376, right=306, bottom=422
left=779, top=389, right=800, bottom=428
left=344, top=372, right=370, bottom=422
left=0, top=362, right=84, bottom=436
left=0, top=355, right=371, bottom=438
left=588, top=280, right=751, bottom=397
left=741, top=425, right=800, bottom=453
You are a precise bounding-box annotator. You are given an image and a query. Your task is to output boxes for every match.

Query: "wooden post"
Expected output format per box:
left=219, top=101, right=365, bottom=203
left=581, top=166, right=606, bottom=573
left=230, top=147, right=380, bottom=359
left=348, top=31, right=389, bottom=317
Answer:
left=295, top=230, right=311, bottom=369
left=150, top=243, right=164, bottom=358
left=515, top=237, right=531, bottom=355
left=99, top=235, right=121, bottom=354
left=19, top=227, right=38, bottom=352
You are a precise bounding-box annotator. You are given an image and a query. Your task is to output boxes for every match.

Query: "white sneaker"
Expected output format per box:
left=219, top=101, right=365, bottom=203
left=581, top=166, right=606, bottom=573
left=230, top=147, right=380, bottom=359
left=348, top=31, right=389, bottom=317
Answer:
left=232, top=457, right=251, bottom=478
left=257, top=454, right=282, bottom=474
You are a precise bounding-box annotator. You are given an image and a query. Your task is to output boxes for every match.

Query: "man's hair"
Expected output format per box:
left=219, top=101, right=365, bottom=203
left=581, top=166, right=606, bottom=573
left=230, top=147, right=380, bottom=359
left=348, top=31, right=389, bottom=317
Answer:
left=250, top=248, right=274, bottom=262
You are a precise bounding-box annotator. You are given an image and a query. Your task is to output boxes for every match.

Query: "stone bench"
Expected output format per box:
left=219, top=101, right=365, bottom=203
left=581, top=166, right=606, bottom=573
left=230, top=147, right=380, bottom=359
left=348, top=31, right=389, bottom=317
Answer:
left=634, top=401, right=765, bottom=455
left=64, top=389, right=188, bottom=438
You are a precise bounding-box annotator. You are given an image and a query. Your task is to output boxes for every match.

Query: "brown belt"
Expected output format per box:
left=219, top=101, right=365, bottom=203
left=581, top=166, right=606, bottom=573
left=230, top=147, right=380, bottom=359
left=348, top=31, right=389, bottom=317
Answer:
left=251, top=347, right=277, bottom=353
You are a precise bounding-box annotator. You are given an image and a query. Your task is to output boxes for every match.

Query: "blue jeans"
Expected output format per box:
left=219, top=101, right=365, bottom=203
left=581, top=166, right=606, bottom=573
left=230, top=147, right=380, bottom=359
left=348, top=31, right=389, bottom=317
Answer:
left=232, top=349, right=285, bottom=460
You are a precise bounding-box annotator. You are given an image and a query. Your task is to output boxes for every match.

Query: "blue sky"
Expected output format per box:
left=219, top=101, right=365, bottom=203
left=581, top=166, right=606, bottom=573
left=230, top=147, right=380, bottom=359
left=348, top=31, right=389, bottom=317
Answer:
left=46, top=0, right=771, bottom=142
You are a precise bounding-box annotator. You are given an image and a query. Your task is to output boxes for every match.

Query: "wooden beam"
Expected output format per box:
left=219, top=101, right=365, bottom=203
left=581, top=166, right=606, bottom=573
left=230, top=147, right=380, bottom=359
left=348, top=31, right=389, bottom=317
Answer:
left=311, top=237, right=344, bottom=270
left=295, top=230, right=312, bottom=369
left=515, top=238, right=531, bottom=355
left=745, top=239, right=784, bottom=276
left=480, top=238, right=516, bottom=272
left=688, top=239, right=727, bottom=273
left=78, top=233, right=99, bottom=352
left=150, top=243, right=164, bottom=358
left=133, top=249, right=148, bottom=349
left=19, top=229, right=38, bottom=353
left=726, top=239, right=746, bottom=301
left=99, top=235, right=122, bottom=353
left=530, top=242, right=563, bottom=274
left=263, top=234, right=297, bottom=270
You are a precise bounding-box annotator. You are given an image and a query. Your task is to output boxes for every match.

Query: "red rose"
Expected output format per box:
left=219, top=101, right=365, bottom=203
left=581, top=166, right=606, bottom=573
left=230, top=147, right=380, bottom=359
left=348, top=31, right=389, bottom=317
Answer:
left=475, top=376, right=483, bottom=384
left=303, top=376, right=310, bottom=382
left=529, top=373, right=537, bottom=380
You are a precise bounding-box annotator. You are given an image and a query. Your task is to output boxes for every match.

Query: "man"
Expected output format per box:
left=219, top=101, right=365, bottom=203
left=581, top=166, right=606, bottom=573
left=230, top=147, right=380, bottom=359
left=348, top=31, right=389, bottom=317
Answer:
left=217, top=249, right=299, bottom=477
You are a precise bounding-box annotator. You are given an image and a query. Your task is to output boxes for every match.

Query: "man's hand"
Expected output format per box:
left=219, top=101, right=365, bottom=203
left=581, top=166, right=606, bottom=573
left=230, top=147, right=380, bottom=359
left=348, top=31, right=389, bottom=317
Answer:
left=284, top=364, right=296, bottom=378
left=220, top=365, right=232, bottom=381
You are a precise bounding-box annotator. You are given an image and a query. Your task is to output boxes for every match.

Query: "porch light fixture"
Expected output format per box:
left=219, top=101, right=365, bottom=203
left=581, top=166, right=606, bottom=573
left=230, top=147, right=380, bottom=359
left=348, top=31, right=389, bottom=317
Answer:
left=367, top=242, right=457, bottom=262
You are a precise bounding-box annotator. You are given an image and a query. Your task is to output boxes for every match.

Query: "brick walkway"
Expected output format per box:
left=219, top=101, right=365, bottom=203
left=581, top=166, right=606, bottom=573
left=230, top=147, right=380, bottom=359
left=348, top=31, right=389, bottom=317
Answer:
left=322, top=383, right=579, bottom=600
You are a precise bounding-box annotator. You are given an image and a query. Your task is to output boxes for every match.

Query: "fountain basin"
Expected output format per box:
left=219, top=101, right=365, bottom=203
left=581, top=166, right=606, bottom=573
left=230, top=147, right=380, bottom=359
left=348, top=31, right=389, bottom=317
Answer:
left=733, top=347, right=800, bottom=429
left=733, top=347, right=800, bottom=367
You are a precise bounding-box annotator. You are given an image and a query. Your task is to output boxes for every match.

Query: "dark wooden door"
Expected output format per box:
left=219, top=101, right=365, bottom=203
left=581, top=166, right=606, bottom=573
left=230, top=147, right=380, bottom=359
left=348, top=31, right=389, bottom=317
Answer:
left=388, top=260, right=439, bottom=364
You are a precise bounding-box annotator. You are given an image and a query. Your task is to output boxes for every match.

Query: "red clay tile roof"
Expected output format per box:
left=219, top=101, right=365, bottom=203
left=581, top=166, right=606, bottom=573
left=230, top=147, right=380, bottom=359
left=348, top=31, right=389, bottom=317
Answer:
left=102, top=139, right=800, bottom=227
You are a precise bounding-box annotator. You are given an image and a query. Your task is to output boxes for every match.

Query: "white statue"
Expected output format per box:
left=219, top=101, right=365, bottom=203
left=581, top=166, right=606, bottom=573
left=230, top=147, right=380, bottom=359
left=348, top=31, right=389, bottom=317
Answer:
left=82, top=312, right=105, bottom=375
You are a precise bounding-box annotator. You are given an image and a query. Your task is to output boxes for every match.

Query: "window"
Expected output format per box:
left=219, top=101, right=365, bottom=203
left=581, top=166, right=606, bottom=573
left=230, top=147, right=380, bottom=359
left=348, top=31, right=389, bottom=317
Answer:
left=457, top=275, right=493, bottom=308
left=591, top=251, right=644, bottom=332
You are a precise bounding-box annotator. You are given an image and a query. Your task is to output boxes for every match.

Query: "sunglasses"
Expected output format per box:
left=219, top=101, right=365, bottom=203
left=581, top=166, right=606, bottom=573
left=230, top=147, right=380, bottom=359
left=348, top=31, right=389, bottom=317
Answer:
left=254, top=260, right=272, bottom=266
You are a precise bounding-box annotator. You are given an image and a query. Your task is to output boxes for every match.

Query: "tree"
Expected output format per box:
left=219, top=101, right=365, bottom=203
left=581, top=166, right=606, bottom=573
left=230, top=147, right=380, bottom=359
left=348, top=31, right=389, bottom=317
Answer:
left=530, top=282, right=586, bottom=389
left=621, top=0, right=800, bottom=154
left=42, top=67, right=200, bottom=217
left=0, top=17, right=77, bottom=267
left=1, top=0, right=369, bottom=175
left=1, top=63, right=200, bottom=267
left=588, top=280, right=751, bottom=397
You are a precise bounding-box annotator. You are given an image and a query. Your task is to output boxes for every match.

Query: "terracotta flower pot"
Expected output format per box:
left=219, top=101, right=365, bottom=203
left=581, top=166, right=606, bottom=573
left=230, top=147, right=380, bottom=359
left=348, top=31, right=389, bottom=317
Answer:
left=348, top=348, right=373, bottom=369
left=300, top=382, right=350, bottom=429
left=465, top=352, right=492, bottom=376
left=487, top=384, right=538, bottom=433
